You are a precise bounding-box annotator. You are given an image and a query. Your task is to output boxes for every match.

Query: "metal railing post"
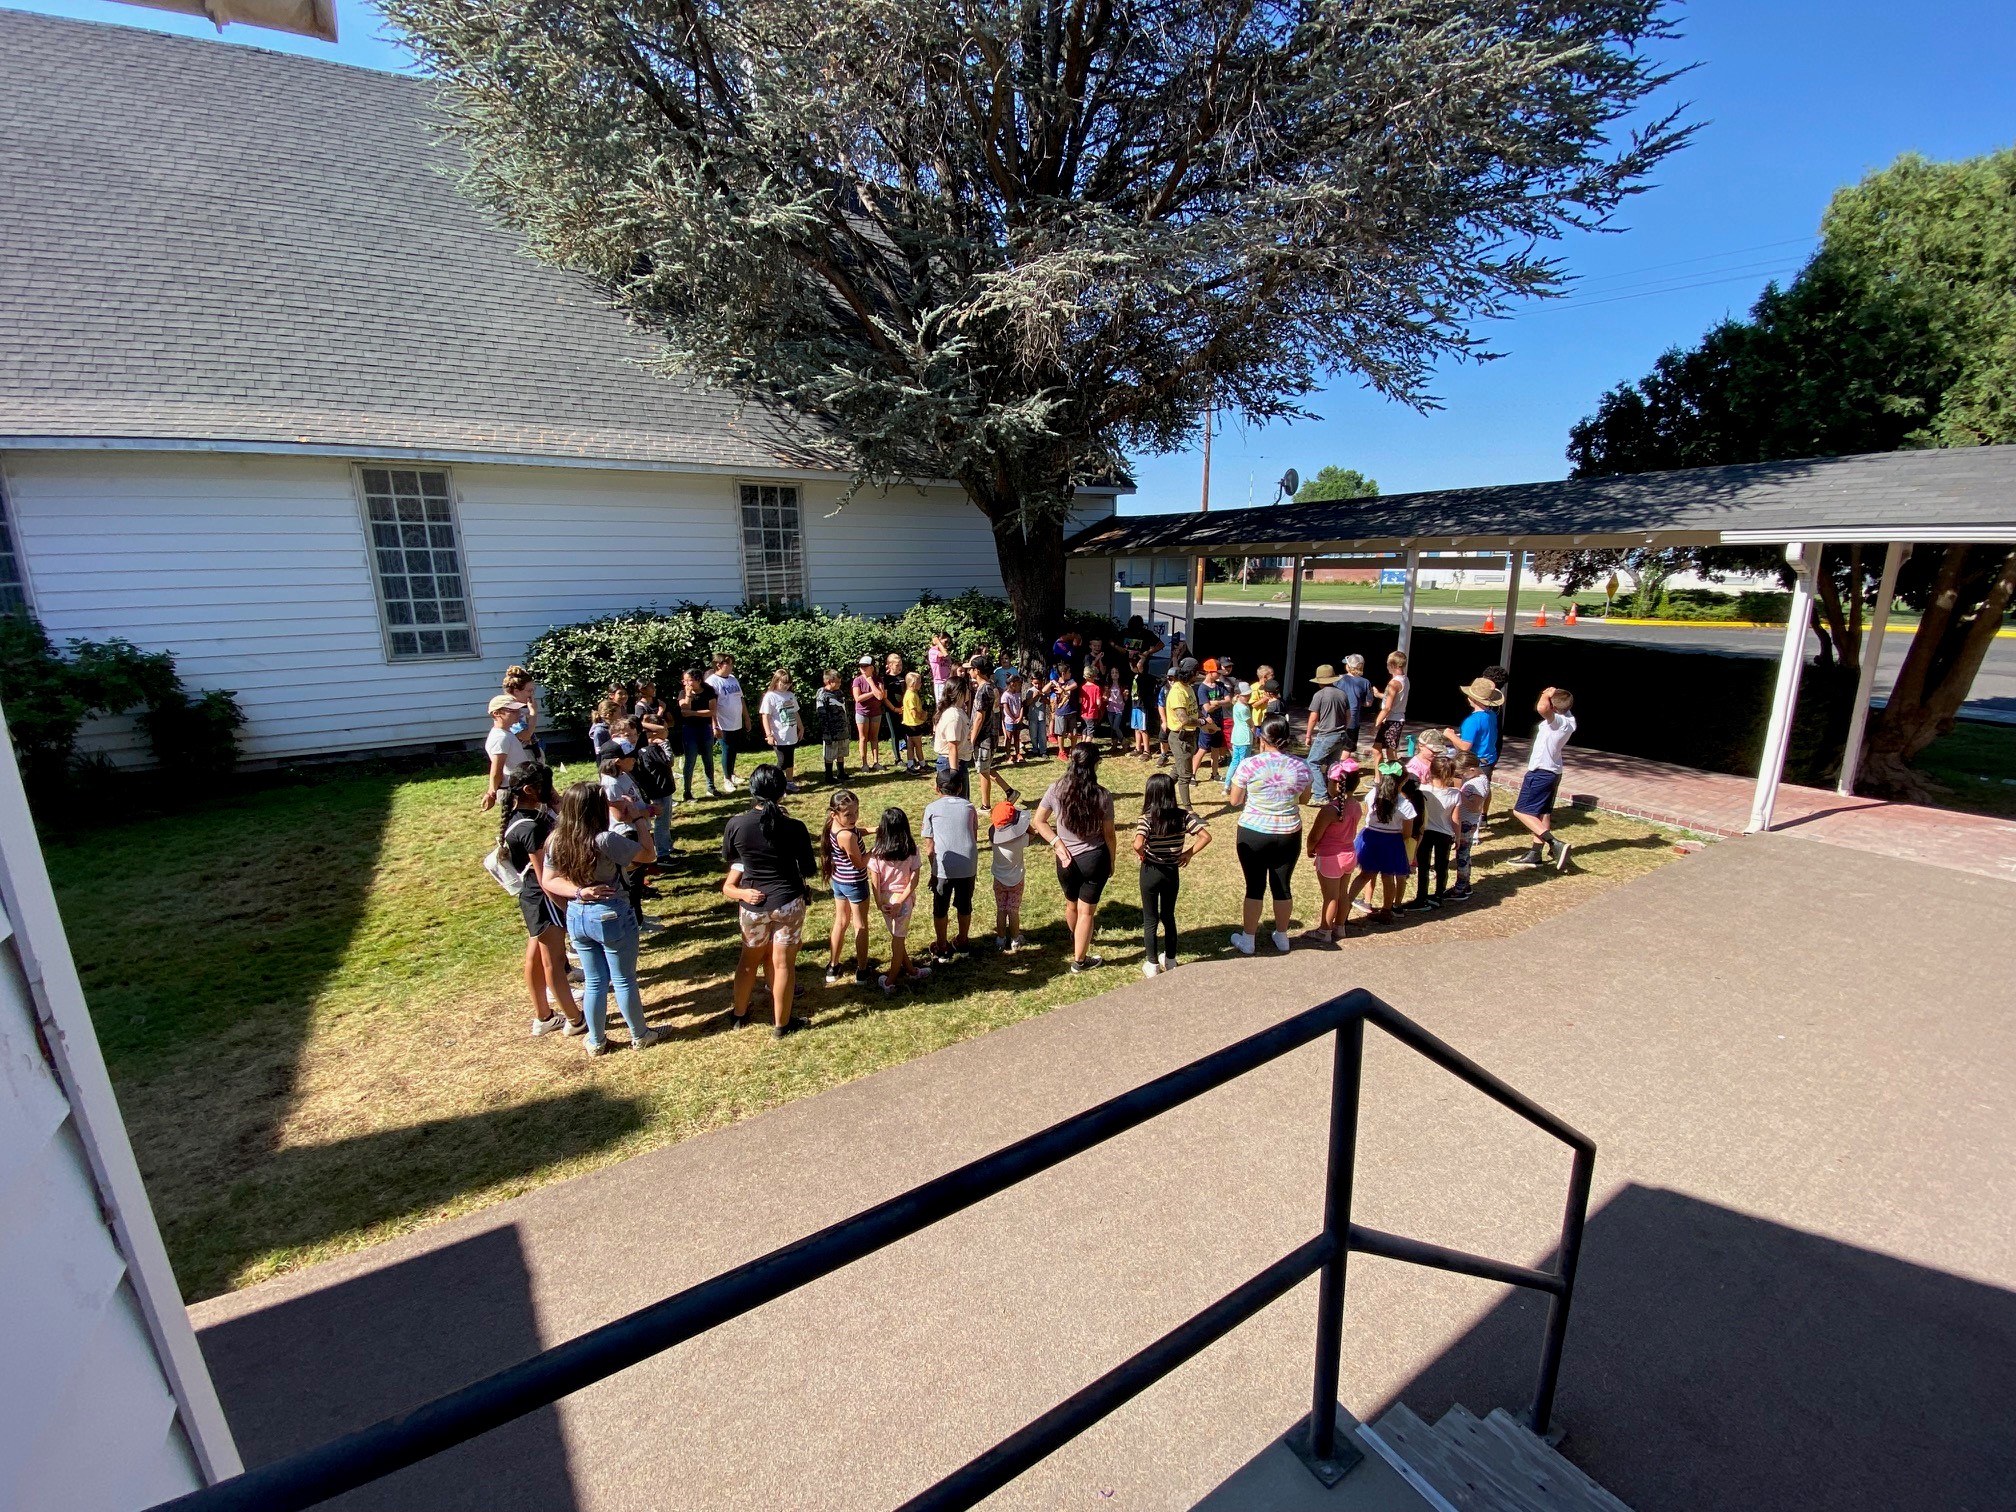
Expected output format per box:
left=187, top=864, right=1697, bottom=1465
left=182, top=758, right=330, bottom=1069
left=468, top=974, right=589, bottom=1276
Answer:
left=1305, top=1018, right=1364, bottom=1471
left=1528, top=1144, right=1595, bottom=1437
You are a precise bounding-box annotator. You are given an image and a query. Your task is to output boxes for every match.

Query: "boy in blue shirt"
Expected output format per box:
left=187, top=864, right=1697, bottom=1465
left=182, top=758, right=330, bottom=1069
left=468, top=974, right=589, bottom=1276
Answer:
left=1444, top=675, right=1505, bottom=816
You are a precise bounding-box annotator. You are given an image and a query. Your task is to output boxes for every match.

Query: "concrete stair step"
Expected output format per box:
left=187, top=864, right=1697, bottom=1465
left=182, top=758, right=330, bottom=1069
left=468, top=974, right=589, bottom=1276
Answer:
left=1476, top=1409, right=1634, bottom=1512
left=1364, top=1404, right=1548, bottom=1512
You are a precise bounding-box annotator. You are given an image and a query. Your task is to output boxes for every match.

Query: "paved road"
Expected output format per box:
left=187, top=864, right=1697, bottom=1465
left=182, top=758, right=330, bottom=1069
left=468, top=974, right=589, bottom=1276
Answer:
left=1181, top=598, right=2016, bottom=719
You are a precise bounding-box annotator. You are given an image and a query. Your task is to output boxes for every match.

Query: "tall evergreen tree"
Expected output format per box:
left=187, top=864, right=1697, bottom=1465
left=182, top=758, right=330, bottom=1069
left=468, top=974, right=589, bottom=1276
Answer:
left=385, top=0, right=1687, bottom=658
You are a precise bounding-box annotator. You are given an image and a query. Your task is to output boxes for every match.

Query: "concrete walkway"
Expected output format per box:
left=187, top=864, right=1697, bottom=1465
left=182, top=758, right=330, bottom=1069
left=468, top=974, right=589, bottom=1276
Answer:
left=1492, top=734, right=2016, bottom=883
left=190, top=836, right=2016, bottom=1512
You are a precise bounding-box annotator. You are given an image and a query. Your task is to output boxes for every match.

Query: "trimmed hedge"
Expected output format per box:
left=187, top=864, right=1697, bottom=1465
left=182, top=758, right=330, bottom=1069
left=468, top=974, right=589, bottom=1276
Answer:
left=1186, top=616, right=1855, bottom=788
left=526, top=594, right=1120, bottom=729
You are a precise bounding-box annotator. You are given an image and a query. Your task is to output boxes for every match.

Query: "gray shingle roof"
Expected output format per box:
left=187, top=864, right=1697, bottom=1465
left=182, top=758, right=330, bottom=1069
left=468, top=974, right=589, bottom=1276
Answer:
left=1069, top=446, right=2016, bottom=556
left=0, top=9, right=832, bottom=470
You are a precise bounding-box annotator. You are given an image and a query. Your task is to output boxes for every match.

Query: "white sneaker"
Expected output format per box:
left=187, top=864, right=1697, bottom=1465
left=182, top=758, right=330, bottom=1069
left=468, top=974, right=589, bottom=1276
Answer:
left=1271, top=930, right=1292, bottom=954
left=1010, top=934, right=1026, bottom=952
left=1160, top=954, right=1174, bottom=972
left=1229, top=931, right=1255, bottom=956
left=631, top=1026, right=666, bottom=1050
left=1142, top=960, right=1159, bottom=979
left=532, top=1013, right=567, bottom=1037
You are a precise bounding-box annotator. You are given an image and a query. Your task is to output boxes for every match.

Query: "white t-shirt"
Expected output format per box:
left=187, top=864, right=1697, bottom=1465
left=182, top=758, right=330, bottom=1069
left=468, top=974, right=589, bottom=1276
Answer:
left=1421, top=785, right=1462, bottom=837
left=935, top=704, right=971, bottom=760
left=759, top=689, right=802, bottom=745
left=1363, top=796, right=1418, bottom=834
left=1460, top=772, right=1492, bottom=821
left=485, top=724, right=532, bottom=778
left=707, top=672, right=746, bottom=732
left=1384, top=673, right=1410, bottom=724
left=991, top=808, right=1032, bottom=885
left=1529, top=711, right=1578, bottom=774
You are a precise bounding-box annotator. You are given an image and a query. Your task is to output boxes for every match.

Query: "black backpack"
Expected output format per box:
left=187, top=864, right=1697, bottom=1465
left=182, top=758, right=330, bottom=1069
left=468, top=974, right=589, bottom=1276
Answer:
left=633, top=741, right=674, bottom=801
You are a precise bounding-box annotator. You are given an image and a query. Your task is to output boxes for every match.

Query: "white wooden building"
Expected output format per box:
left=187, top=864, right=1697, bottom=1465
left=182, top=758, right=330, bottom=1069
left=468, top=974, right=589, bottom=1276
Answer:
left=0, top=11, right=1118, bottom=764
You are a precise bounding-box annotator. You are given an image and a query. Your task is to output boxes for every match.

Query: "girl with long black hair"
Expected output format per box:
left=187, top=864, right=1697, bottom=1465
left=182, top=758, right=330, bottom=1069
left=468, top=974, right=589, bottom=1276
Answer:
left=1031, top=743, right=1118, bottom=973
left=1132, top=770, right=1212, bottom=978
left=721, top=763, right=817, bottom=1036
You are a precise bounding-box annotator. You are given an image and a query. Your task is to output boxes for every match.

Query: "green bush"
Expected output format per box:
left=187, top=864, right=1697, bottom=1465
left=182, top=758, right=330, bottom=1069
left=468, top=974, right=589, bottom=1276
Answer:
left=1653, top=589, right=1792, bottom=623
left=0, top=615, right=244, bottom=795
left=527, top=593, right=1109, bottom=729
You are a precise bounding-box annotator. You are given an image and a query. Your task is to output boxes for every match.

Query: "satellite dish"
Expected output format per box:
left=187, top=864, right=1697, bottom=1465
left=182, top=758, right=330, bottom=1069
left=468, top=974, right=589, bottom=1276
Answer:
left=1281, top=468, right=1300, bottom=497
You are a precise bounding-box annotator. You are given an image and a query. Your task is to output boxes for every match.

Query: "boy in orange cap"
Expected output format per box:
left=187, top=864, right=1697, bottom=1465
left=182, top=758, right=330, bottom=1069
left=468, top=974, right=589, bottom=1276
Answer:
left=988, top=789, right=1032, bottom=951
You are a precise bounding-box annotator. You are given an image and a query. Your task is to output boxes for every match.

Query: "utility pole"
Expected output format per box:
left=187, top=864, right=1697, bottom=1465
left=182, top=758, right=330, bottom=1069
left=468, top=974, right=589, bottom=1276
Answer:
left=1192, top=401, right=1212, bottom=619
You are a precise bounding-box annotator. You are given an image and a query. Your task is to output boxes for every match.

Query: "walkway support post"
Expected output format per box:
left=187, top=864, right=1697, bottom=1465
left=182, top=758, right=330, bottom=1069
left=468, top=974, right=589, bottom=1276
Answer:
left=1183, top=560, right=1197, bottom=649
left=1836, top=542, right=1908, bottom=797
left=1501, top=550, right=1523, bottom=673
left=1398, top=548, right=1421, bottom=662
left=1146, top=558, right=1157, bottom=637
left=1747, top=542, right=1818, bottom=833
left=1283, top=557, right=1305, bottom=700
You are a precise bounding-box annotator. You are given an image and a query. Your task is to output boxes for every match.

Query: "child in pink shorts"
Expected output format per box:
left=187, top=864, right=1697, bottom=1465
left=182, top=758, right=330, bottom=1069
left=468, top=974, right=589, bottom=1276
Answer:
left=1304, top=763, right=1365, bottom=943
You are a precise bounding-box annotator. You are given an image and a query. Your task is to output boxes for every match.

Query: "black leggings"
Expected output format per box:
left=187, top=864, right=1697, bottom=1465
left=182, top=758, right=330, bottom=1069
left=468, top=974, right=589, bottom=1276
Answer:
left=1140, top=861, right=1181, bottom=961
left=1416, top=830, right=1452, bottom=900
left=1236, top=828, right=1299, bottom=902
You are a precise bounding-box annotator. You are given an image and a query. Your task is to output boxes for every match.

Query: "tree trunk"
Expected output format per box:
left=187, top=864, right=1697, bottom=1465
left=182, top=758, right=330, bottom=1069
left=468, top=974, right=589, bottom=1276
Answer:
left=1857, top=544, right=2016, bottom=798
left=1812, top=546, right=1855, bottom=671
left=987, top=509, right=1069, bottom=670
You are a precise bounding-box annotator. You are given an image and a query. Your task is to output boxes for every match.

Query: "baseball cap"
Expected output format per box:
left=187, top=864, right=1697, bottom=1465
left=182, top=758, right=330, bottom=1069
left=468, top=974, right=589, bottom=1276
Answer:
left=990, top=800, right=1018, bottom=828
left=1175, top=656, right=1200, bottom=676
left=595, top=740, right=628, bottom=762
left=858, top=654, right=875, bottom=665
left=488, top=694, right=521, bottom=714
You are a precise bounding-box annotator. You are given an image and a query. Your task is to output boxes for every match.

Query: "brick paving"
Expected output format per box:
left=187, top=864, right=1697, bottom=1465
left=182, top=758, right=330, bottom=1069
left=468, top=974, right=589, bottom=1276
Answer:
left=1490, top=735, right=2016, bottom=883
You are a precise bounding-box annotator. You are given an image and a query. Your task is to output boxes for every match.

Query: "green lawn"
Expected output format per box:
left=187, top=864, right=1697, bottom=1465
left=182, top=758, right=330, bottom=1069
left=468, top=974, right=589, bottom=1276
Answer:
left=1915, top=721, right=2016, bottom=818
left=47, top=753, right=1685, bottom=1301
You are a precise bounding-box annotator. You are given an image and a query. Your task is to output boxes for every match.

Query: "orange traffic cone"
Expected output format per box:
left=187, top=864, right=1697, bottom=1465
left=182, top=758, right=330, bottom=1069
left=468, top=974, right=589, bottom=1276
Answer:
left=1481, top=609, right=1496, bottom=634
left=1533, top=604, right=1548, bottom=628
left=1565, top=602, right=1579, bottom=626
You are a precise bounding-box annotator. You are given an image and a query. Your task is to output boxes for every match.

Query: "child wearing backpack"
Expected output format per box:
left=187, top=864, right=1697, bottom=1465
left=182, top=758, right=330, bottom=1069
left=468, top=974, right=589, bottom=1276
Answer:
left=814, top=668, right=852, bottom=785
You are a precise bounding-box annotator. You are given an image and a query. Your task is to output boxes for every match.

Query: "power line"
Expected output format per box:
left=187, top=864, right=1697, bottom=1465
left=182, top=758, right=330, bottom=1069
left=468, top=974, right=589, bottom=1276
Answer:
left=1516, top=263, right=1807, bottom=315
left=1562, top=235, right=1817, bottom=288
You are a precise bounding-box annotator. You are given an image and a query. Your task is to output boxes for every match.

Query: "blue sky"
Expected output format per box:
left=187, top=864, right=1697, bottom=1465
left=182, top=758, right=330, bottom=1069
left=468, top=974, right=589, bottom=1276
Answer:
left=12, top=0, right=2013, bottom=517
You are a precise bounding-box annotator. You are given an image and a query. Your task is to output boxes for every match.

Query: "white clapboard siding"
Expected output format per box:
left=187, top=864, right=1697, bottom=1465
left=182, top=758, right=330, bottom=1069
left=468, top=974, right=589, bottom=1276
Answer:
left=3, top=450, right=1105, bottom=763
left=0, top=704, right=240, bottom=1508
left=799, top=482, right=1006, bottom=613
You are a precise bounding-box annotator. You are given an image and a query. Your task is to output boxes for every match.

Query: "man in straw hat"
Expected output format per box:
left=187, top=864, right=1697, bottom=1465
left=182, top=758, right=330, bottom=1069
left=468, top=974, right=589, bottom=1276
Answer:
left=1303, top=663, right=1357, bottom=786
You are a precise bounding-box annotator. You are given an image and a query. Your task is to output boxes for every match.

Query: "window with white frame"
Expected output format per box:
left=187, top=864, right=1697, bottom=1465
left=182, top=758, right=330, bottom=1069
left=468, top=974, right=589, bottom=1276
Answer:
left=739, top=482, right=805, bottom=606
left=358, top=468, right=476, bottom=659
left=0, top=475, right=27, bottom=616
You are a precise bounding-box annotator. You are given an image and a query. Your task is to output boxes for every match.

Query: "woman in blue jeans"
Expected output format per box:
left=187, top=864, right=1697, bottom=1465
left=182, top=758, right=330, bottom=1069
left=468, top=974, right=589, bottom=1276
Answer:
left=540, top=781, right=664, bottom=1055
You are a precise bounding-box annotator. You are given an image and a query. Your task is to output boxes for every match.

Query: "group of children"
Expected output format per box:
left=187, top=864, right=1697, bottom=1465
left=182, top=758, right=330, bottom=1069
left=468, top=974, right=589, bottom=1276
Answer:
left=487, top=630, right=1583, bottom=1047
left=815, top=768, right=1035, bottom=995
left=1295, top=654, right=1579, bottom=932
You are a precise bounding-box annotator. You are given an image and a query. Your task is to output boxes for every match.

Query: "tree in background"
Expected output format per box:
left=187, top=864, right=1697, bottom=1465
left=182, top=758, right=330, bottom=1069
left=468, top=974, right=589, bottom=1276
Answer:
left=386, top=0, right=1687, bottom=661
left=1293, top=466, right=1380, bottom=503
left=1560, top=147, right=2016, bottom=796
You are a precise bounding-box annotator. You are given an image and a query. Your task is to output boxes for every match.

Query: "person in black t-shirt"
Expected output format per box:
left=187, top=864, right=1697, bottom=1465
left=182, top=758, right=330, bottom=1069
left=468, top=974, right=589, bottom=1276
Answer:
left=721, top=764, right=818, bottom=1037
left=676, top=667, right=719, bottom=799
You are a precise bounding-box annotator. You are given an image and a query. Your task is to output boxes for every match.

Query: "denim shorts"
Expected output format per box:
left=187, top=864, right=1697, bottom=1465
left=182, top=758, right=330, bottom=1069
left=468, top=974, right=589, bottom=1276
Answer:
left=832, top=875, right=870, bottom=905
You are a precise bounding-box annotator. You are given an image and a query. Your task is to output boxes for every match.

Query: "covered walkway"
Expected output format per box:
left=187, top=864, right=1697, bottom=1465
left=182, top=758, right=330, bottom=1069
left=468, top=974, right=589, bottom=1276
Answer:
left=189, top=837, right=2016, bottom=1512
left=1072, top=446, right=2016, bottom=834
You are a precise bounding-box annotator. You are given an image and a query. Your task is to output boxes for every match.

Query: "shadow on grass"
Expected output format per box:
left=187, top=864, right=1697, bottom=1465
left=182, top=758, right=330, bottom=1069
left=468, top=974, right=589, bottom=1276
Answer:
left=1371, top=1183, right=2016, bottom=1512
left=168, top=1085, right=647, bottom=1301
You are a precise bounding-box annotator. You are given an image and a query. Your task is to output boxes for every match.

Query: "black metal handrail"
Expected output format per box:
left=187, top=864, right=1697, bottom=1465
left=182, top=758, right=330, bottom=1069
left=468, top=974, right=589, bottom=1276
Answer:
left=151, top=988, right=1595, bottom=1512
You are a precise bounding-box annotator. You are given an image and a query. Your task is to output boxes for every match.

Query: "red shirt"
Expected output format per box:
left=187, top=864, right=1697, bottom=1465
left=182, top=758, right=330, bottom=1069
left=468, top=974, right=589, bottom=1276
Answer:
left=1079, top=682, right=1104, bottom=721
